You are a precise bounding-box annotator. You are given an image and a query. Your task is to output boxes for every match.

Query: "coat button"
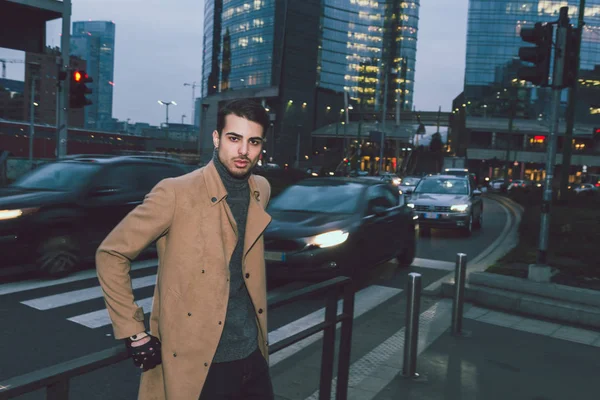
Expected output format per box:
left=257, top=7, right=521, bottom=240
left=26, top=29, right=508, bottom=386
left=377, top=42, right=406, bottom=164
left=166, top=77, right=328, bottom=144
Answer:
left=211, top=197, right=217, bottom=203
left=245, top=273, right=250, bottom=279
left=202, top=270, right=205, bottom=274
left=218, top=321, right=222, bottom=325
left=188, top=312, right=192, bottom=316
left=258, top=308, right=263, bottom=314
left=173, top=353, right=177, bottom=357
left=204, top=362, right=209, bottom=367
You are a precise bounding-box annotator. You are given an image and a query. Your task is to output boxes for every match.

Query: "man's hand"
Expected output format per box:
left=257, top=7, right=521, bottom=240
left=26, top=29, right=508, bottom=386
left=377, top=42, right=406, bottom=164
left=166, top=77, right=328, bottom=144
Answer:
left=126, top=334, right=162, bottom=371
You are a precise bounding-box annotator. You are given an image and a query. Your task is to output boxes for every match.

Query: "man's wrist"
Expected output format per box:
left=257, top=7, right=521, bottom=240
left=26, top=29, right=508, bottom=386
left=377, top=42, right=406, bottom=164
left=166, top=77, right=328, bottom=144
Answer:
left=128, top=331, right=149, bottom=342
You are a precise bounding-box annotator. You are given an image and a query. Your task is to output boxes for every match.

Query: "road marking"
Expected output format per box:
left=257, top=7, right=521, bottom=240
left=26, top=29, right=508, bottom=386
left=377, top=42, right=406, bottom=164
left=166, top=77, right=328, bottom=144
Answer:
left=411, top=258, right=455, bottom=271
left=68, top=296, right=155, bottom=328
left=21, top=275, right=158, bottom=310
left=66, top=283, right=400, bottom=339
left=304, top=299, right=454, bottom=400
left=0, top=259, right=158, bottom=296
left=269, top=285, right=402, bottom=367
left=424, top=196, right=517, bottom=293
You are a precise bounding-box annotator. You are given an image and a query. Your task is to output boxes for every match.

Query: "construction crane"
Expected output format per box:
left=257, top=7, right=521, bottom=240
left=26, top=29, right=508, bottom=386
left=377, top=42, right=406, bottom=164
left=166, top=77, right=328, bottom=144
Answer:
left=0, top=58, right=25, bottom=79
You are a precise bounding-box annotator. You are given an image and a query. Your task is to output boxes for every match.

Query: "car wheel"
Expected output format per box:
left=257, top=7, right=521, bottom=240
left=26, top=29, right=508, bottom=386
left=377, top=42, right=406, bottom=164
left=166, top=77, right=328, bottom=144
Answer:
left=397, top=228, right=416, bottom=268
left=462, top=214, right=473, bottom=237
left=37, top=235, right=80, bottom=278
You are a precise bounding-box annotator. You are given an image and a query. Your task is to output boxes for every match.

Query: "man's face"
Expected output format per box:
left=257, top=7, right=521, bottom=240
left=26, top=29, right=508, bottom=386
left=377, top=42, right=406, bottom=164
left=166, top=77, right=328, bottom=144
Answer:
left=212, top=114, right=264, bottom=178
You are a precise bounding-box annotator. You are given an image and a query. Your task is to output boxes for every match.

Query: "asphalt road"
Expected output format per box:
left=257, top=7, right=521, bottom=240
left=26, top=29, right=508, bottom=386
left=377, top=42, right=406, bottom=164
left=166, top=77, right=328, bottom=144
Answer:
left=0, top=196, right=512, bottom=399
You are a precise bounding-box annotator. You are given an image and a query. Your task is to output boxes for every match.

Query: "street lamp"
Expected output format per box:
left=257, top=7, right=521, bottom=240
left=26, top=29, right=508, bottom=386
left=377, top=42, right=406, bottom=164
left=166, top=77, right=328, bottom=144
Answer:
left=158, top=100, right=177, bottom=126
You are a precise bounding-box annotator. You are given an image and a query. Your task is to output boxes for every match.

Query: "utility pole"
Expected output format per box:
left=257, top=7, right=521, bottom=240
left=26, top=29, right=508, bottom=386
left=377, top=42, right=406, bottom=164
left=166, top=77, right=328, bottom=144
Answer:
left=558, top=0, right=585, bottom=203
left=380, top=66, right=388, bottom=174
left=535, top=7, right=569, bottom=275
left=29, top=67, right=38, bottom=167
left=504, top=87, right=516, bottom=183
left=57, top=0, right=71, bottom=158
left=184, top=82, right=198, bottom=125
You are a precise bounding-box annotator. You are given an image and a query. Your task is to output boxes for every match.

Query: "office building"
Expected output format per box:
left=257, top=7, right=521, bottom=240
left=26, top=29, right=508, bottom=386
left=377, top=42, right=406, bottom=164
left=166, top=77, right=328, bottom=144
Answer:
left=200, top=0, right=420, bottom=165
left=70, top=21, right=116, bottom=131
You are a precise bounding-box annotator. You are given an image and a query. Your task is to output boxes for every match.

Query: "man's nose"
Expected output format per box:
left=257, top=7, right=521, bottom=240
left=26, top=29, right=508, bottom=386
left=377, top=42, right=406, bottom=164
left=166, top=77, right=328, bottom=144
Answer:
left=239, top=142, right=249, bottom=155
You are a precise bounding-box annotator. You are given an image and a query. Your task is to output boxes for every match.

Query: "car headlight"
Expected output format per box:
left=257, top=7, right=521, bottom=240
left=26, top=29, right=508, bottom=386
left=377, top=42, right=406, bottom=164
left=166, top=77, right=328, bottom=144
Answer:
left=407, top=203, right=415, bottom=208
left=450, top=204, right=469, bottom=212
left=0, top=207, right=39, bottom=221
left=392, top=178, right=401, bottom=186
left=309, top=230, right=349, bottom=248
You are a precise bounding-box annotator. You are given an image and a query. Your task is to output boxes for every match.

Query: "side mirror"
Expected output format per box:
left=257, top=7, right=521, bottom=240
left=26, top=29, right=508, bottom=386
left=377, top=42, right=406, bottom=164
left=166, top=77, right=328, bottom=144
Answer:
left=473, top=189, right=482, bottom=196
left=89, top=186, right=121, bottom=197
left=405, top=188, right=414, bottom=194
left=369, top=205, right=388, bottom=216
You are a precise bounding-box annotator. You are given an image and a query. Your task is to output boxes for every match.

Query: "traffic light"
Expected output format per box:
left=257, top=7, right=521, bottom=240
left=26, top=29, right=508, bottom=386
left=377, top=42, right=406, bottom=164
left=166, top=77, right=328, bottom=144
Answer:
left=343, top=158, right=350, bottom=166
left=562, top=25, right=581, bottom=88
left=69, top=70, right=93, bottom=108
left=517, top=22, right=554, bottom=86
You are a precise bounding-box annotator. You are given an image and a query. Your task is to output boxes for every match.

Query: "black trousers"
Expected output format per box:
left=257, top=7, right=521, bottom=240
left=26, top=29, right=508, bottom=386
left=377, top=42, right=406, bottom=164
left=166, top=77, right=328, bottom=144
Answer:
left=199, top=348, right=274, bottom=400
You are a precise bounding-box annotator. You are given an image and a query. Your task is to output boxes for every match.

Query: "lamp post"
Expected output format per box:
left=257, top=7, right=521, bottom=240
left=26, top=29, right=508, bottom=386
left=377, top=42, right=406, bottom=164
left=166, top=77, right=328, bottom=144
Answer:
left=158, top=100, right=177, bottom=126
left=158, top=100, right=177, bottom=154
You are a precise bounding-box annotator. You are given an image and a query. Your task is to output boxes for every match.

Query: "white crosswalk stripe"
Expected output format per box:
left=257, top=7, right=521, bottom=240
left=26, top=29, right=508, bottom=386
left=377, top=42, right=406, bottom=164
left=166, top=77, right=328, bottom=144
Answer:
left=21, top=274, right=158, bottom=310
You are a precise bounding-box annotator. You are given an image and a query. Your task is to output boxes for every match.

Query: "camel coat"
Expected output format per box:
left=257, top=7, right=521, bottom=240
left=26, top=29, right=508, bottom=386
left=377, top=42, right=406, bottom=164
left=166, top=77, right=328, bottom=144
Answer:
left=95, top=161, right=272, bottom=400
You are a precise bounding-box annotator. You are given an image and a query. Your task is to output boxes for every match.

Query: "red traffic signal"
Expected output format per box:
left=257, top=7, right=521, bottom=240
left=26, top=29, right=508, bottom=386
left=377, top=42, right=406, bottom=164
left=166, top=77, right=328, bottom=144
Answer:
left=69, top=70, right=93, bottom=108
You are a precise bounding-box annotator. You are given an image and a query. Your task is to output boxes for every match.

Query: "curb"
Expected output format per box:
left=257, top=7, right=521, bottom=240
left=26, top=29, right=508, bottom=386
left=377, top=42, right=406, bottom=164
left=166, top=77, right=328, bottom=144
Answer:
left=423, top=193, right=522, bottom=295
left=441, top=272, right=600, bottom=330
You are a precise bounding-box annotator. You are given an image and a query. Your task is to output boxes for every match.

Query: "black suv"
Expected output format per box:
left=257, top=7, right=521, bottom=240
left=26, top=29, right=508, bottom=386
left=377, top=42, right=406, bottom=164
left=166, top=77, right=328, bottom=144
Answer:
left=0, top=155, right=192, bottom=278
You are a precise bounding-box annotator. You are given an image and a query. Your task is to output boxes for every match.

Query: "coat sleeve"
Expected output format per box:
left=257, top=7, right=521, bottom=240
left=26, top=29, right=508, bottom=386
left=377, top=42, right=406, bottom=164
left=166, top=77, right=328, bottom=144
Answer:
left=96, top=178, right=176, bottom=339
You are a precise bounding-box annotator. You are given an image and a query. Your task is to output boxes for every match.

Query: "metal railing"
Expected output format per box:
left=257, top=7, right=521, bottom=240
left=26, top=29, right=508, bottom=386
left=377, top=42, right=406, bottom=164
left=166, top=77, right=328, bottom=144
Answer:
left=0, top=276, right=355, bottom=400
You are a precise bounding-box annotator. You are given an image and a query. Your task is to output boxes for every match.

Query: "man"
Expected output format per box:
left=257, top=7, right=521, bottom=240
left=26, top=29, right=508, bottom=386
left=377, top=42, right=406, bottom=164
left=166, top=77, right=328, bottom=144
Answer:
left=96, top=99, right=274, bottom=400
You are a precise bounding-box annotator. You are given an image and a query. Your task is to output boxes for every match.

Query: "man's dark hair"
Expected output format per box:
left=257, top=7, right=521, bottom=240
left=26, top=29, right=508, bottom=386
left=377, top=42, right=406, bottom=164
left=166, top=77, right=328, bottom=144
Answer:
left=217, top=99, right=270, bottom=137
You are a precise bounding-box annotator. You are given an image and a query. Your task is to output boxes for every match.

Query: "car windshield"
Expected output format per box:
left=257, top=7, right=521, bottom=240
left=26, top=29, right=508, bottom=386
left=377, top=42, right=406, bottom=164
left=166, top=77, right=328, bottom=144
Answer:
left=401, top=177, right=420, bottom=186
left=11, top=162, right=101, bottom=191
left=269, top=182, right=363, bottom=213
left=415, top=178, right=468, bottom=195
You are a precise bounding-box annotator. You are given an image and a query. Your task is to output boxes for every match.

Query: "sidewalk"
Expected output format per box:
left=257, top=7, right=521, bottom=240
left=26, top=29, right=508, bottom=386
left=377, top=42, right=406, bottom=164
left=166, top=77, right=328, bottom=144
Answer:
left=371, top=309, right=600, bottom=400
left=271, top=296, right=600, bottom=400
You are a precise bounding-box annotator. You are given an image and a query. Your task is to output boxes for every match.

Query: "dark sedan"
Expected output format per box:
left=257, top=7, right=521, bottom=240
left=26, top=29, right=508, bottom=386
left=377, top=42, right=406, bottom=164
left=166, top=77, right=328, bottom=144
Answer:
left=264, top=178, right=417, bottom=280
left=0, top=155, right=189, bottom=278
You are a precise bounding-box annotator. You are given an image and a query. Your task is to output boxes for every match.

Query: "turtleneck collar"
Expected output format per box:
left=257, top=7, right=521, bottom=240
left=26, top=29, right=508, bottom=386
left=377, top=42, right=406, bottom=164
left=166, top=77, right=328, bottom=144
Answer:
left=212, top=147, right=250, bottom=191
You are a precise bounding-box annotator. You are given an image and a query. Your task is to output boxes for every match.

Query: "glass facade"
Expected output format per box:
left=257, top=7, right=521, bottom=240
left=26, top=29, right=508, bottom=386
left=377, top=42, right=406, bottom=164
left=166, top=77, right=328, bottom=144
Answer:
left=71, top=21, right=116, bottom=131
left=464, top=0, right=600, bottom=122
left=319, top=0, right=419, bottom=111
left=201, top=0, right=275, bottom=96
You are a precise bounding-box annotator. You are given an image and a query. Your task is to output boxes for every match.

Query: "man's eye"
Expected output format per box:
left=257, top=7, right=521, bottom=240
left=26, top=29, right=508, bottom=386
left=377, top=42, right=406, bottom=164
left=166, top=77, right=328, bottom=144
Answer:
left=229, top=137, right=239, bottom=142
left=250, top=140, right=262, bottom=146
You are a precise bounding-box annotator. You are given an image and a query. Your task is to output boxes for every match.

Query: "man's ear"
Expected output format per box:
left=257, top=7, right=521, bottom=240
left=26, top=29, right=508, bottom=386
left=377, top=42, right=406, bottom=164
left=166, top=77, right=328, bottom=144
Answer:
left=212, top=130, right=220, bottom=148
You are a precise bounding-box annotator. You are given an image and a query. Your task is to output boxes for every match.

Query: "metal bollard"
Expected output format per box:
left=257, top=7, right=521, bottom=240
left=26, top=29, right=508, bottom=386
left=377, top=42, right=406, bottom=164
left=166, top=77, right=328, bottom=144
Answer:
left=402, top=272, right=421, bottom=378
left=451, top=253, right=468, bottom=335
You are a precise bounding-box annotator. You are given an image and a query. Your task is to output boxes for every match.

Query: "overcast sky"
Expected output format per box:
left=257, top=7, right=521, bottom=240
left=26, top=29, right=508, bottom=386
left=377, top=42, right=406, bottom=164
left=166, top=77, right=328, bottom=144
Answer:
left=0, top=0, right=468, bottom=127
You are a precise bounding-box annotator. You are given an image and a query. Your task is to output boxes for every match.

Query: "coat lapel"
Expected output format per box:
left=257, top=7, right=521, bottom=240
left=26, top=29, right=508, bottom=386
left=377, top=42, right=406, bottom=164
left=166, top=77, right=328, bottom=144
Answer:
left=243, top=176, right=272, bottom=262
left=203, top=161, right=238, bottom=236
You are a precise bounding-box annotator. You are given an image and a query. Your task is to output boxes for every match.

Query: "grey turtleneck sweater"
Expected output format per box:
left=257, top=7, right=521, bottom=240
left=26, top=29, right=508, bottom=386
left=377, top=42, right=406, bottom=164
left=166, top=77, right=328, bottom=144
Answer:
left=212, top=150, right=258, bottom=363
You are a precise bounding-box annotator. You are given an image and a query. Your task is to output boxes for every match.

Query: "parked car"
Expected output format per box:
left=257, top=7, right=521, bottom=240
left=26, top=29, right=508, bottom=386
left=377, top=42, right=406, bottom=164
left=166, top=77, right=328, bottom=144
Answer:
left=574, top=183, right=598, bottom=196
left=264, top=177, right=417, bottom=280
left=408, top=174, right=483, bottom=236
left=0, top=155, right=190, bottom=278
